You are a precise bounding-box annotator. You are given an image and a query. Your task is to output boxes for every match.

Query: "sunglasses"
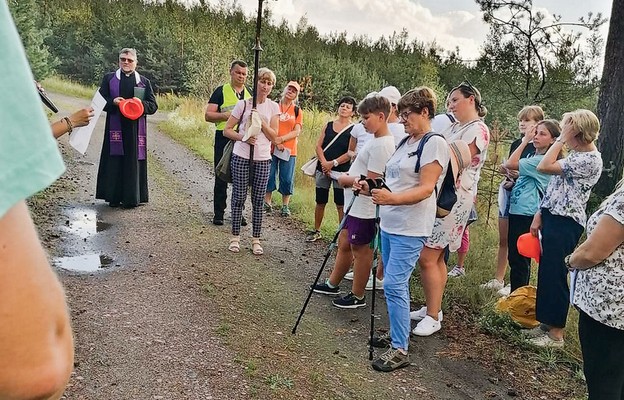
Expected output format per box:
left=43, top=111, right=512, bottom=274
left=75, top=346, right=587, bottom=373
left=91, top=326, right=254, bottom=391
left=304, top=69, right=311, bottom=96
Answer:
left=119, top=57, right=135, bottom=63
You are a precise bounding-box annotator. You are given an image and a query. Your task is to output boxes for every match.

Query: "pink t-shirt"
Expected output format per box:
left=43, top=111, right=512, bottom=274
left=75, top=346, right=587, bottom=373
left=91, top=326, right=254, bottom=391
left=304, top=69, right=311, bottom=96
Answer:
left=231, top=98, right=280, bottom=161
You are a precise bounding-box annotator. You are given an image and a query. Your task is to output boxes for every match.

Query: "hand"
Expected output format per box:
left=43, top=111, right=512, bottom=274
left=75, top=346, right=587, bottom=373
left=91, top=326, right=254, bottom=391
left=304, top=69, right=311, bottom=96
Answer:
left=276, top=144, right=285, bottom=151
left=524, top=125, right=537, bottom=142
left=275, top=136, right=284, bottom=145
left=530, top=213, right=542, bottom=237
left=113, top=97, right=124, bottom=106
left=503, top=180, right=515, bottom=190
left=507, top=170, right=519, bottom=180
left=320, top=160, right=333, bottom=173
left=371, top=188, right=393, bottom=205
left=245, top=136, right=257, bottom=145
left=498, top=164, right=508, bottom=174
left=69, top=107, right=94, bottom=128
left=560, top=123, right=575, bottom=142
left=353, top=179, right=369, bottom=196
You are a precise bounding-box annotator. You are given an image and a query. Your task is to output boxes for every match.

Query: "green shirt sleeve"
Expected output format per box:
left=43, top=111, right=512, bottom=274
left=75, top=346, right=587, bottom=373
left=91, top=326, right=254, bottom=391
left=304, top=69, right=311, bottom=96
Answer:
left=0, top=2, right=65, bottom=218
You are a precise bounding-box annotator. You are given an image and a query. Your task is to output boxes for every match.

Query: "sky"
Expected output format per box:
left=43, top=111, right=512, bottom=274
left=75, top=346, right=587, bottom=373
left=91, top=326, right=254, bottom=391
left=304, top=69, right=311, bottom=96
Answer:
left=203, top=0, right=612, bottom=60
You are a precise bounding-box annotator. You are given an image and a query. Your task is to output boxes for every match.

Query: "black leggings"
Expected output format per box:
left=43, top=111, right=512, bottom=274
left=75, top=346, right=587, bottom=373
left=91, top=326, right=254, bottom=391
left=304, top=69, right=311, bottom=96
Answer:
left=508, top=214, right=533, bottom=291
left=579, top=309, right=624, bottom=400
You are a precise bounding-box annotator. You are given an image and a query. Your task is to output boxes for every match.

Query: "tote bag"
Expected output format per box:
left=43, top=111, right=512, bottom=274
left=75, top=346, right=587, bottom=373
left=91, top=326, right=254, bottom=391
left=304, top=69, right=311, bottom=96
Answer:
left=301, top=122, right=353, bottom=177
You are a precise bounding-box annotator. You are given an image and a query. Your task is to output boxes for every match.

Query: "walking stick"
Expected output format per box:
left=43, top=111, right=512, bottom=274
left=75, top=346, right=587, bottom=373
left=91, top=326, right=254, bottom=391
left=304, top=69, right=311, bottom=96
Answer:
left=368, top=204, right=381, bottom=360
left=291, top=193, right=358, bottom=334
left=248, top=0, right=264, bottom=185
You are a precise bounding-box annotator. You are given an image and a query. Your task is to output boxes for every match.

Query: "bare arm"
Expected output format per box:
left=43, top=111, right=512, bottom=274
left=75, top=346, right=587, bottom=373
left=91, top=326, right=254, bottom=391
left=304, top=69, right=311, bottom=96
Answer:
left=569, top=214, right=624, bottom=270
left=0, top=201, right=74, bottom=400
left=315, top=123, right=328, bottom=161
left=51, top=107, right=94, bottom=139
left=262, top=114, right=279, bottom=142
left=505, top=129, right=534, bottom=170
left=371, top=161, right=443, bottom=206
left=276, top=123, right=301, bottom=144
left=223, top=114, right=242, bottom=141
left=205, top=103, right=230, bottom=123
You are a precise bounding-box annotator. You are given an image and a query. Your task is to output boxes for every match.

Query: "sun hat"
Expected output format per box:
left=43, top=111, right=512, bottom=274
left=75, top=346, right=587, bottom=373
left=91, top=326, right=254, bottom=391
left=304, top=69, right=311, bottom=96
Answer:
left=448, top=140, right=471, bottom=183
left=378, top=86, right=401, bottom=105
left=517, top=232, right=541, bottom=263
left=119, top=98, right=144, bottom=120
left=287, top=81, right=301, bottom=93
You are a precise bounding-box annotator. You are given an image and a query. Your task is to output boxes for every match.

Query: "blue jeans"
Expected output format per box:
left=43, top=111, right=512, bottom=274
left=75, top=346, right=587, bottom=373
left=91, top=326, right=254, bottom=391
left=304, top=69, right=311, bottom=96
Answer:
left=266, top=155, right=296, bottom=196
left=381, top=230, right=427, bottom=351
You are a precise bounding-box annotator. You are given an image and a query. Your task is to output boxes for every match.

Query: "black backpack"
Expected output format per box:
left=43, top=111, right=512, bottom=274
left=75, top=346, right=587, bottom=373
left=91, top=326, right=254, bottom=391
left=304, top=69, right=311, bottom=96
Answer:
left=398, top=132, right=458, bottom=218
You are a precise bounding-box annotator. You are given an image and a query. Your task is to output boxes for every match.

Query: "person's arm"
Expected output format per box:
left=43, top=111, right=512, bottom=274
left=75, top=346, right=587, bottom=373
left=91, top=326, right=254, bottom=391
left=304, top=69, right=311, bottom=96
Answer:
left=505, top=128, right=534, bottom=170
left=51, top=107, right=94, bottom=139
left=276, top=123, right=301, bottom=144
left=372, top=161, right=442, bottom=205
left=223, top=114, right=242, bottom=141
left=537, top=125, right=573, bottom=175
left=261, top=113, right=279, bottom=142
left=0, top=201, right=74, bottom=400
left=99, top=74, right=117, bottom=112
left=569, top=213, right=624, bottom=270
left=141, top=79, right=158, bottom=115
left=530, top=210, right=542, bottom=237
left=204, top=87, right=228, bottom=123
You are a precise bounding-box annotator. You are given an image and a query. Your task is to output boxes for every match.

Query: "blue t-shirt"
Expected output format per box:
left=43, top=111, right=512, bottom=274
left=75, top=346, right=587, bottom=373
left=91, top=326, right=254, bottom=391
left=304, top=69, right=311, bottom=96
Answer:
left=508, top=154, right=551, bottom=216
left=0, top=2, right=65, bottom=218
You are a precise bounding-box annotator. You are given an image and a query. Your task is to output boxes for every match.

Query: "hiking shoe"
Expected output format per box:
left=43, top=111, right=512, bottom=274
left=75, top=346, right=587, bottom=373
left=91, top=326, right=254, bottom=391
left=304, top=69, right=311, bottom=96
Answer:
left=344, top=271, right=354, bottom=281
left=241, top=215, right=248, bottom=226
left=522, top=324, right=550, bottom=339
left=305, top=230, right=321, bottom=242
left=447, top=265, right=465, bottom=277
left=529, top=333, right=564, bottom=348
left=332, top=292, right=366, bottom=309
left=212, top=217, right=224, bottom=226
left=281, top=205, right=291, bottom=217
left=481, top=278, right=505, bottom=291
left=497, top=284, right=511, bottom=297
left=365, top=276, right=384, bottom=291
left=311, top=281, right=340, bottom=295
left=372, top=347, right=410, bottom=372
left=263, top=202, right=273, bottom=213
left=369, top=331, right=391, bottom=348
left=409, top=306, right=443, bottom=322
left=412, top=315, right=442, bottom=336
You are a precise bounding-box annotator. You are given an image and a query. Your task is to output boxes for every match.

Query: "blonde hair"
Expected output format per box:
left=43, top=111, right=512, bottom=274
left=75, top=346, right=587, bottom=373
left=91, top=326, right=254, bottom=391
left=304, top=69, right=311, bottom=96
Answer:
left=561, top=109, right=600, bottom=144
left=518, top=105, right=544, bottom=122
left=397, top=87, right=438, bottom=119
left=256, top=68, right=276, bottom=85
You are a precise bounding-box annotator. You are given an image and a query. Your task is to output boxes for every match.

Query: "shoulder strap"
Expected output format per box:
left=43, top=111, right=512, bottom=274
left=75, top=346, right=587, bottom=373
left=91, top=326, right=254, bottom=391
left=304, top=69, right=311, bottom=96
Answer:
left=446, top=113, right=456, bottom=123
left=396, top=135, right=409, bottom=150
left=415, top=132, right=444, bottom=172
left=294, top=106, right=300, bottom=118
left=323, top=122, right=354, bottom=152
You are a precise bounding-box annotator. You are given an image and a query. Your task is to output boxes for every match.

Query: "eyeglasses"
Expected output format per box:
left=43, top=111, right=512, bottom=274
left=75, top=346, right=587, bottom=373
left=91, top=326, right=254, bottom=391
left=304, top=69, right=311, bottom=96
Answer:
left=398, top=110, right=413, bottom=121
left=119, top=57, right=135, bottom=63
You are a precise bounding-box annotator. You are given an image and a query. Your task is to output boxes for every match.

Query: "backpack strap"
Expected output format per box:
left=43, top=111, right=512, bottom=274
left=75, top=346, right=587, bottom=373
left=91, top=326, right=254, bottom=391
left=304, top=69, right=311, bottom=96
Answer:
left=294, top=105, right=300, bottom=118
left=414, top=132, right=445, bottom=173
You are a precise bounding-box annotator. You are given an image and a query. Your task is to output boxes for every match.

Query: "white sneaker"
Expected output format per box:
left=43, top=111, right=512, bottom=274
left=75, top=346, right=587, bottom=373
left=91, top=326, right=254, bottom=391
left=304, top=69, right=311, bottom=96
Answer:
left=365, top=276, right=384, bottom=290
left=344, top=271, right=354, bottom=281
left=409, top=306, right=443, bottom=322
left=497, top=284, right=511, bottom=297
left=412, top=315, right=442, bottom=336
left=447, top=265, right=465, bottom=277
left=480, top=278, right=505, bottom=291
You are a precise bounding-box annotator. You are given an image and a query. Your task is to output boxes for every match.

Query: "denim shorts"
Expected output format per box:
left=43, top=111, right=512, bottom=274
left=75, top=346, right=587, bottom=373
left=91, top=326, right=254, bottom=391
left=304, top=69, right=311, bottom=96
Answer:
left=498, top=184, right=511, bottom=219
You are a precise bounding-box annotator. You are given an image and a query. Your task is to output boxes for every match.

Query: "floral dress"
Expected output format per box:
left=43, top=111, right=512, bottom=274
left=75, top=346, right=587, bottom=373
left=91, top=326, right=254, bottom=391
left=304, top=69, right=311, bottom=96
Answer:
left=427, top=119, right=490, bottom=251
left=572, top=188, right=624, bottom=330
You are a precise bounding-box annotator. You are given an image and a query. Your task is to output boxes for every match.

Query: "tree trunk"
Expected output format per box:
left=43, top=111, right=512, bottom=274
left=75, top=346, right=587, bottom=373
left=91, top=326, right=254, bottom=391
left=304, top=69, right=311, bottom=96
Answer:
left=595, top=0, right=624, bottom=198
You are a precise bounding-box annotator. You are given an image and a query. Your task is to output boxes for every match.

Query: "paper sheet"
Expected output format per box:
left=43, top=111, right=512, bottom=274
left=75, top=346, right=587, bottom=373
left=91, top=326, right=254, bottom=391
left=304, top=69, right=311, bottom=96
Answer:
left=273, top=146, right=291, bottom=161
left=69, top=91, right=106, bottom=154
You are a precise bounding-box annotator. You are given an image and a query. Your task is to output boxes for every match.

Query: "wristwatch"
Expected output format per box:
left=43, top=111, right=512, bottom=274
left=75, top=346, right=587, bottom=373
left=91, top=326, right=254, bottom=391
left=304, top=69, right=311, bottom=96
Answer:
left=333, top=159, right=339, bottom=167
left=555, top=136, right=565, bottom=144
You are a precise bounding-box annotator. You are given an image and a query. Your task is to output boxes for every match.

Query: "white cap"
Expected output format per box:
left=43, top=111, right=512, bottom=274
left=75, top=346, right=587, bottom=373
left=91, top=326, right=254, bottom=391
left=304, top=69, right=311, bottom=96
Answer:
left=365, top=91, right=378, bottom=99
left=431, top=113, right=456, bottom=135
left=378, top=86, right=401, bottom=105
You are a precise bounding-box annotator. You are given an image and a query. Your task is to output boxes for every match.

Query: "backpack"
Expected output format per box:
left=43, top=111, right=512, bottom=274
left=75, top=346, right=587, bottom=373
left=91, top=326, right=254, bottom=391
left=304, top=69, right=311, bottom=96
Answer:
left=495, top=285, right=539, bottom=328
left=398, top=132, right=458, bottom=218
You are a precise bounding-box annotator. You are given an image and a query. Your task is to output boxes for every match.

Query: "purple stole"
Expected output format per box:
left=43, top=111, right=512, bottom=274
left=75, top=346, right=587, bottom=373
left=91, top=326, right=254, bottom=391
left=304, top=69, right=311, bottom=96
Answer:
left=108, top=74, right=147, bottom=160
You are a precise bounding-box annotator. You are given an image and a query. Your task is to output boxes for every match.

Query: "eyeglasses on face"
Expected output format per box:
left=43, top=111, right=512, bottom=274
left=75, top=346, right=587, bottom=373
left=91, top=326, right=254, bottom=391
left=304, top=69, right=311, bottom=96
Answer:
left=119, top=57, right=135, bottom=63
left=398, top=110, right=413, bottom=121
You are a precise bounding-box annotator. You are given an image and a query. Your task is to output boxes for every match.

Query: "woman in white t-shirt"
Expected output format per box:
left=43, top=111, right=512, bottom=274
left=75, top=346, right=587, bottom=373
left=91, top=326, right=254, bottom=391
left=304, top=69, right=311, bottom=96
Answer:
left=359, top=87, right=449, bottom=373
left=224, top=68, right=280, bottom=255
left=568, top=182, right=624, bottom=399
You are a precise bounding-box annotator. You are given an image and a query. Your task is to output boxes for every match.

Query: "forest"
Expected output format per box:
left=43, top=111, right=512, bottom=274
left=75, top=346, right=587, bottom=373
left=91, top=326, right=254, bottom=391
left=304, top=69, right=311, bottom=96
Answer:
left=9, top=0, right=607, bottom=133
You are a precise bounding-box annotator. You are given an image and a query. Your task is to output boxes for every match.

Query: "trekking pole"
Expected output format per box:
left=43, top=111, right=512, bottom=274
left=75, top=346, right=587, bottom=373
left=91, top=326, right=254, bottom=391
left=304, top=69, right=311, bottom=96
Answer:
left=368, top=204, right=381, bottom=360
left=291, top=192, right=358, bottom=334
left=248, top=0, right=264, bottom=185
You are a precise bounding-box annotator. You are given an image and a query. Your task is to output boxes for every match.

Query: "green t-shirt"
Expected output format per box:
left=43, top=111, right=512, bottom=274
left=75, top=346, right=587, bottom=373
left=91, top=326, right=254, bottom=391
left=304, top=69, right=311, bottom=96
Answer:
left=0, top=1, right=65, bottom=218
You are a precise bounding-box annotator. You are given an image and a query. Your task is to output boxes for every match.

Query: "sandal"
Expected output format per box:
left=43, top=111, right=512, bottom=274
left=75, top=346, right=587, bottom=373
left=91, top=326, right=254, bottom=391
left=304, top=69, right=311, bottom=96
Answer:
left=251, top=238, right=263, bottom=255
left=228, top=236, right=240, bottom=253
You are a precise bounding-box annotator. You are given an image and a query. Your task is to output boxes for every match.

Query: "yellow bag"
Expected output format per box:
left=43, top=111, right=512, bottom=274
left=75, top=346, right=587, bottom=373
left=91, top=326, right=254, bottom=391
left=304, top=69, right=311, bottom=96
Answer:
left=495, top=285, right=539, bottom=328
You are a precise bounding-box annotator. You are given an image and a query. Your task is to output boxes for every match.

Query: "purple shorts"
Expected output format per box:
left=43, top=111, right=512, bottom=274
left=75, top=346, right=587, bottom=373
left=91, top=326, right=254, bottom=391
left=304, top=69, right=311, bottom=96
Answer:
left=344, top=215, right=376, bottom=245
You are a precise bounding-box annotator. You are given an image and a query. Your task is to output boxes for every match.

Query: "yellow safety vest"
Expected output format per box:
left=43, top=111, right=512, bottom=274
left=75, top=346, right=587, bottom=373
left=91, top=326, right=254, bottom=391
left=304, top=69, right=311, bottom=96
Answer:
left=215, top=83, right=251, bottom=131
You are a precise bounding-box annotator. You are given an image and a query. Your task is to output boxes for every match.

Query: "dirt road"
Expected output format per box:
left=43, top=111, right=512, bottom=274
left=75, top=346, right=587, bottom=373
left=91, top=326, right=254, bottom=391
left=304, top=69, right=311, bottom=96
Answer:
left=34, top=92, right=582, bottom=399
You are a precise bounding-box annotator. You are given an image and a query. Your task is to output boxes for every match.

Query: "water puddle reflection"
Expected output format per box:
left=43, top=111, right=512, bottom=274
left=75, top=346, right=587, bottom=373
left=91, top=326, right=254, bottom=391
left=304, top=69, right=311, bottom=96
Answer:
left=53, top=254, right=114, bottom=272
left=61, top=208, right=110, bottom=240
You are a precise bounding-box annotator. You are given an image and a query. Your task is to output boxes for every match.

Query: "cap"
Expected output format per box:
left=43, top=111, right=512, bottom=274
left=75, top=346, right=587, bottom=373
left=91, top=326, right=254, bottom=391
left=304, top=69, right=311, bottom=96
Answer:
left=517, top=232, right=541, bottom=262
left=119, top=98, right=144, bottom=120
left=378, top=86, right=401, bottom=105
left=365, top=91, right=378, bottom=99
left=287, top=81, right=301, bottom=93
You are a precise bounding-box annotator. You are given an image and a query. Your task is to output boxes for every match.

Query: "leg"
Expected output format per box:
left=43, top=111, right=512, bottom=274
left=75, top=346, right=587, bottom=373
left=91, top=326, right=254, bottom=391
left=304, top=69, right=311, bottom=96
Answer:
left=327, top=229, right=352, bottom=286
left=278, top=156, right=296, bottom=207
left=265, top=155, right=278, bottom=206
left=351, top=243, right=374, bottom=298
left=418, top=246, right=446, bottom=318
left=578, top=309, right=624, bottom=400
left=333, top=185, right=345, bottom=222
left=313, top=171, right=331, bottom=231
left=250, top=160, right=271, bottom=239
left=507, top=214, right=532, bottom=292
left=213, top=132, right=229, bottom=221
left=495, top=217, right=509, bottom=282
left=230, top=155, right=249, bottom=236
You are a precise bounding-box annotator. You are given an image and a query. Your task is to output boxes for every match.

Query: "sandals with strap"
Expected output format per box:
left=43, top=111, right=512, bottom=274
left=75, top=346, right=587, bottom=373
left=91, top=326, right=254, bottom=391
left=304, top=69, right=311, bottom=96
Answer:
left=251, top=238, right=263, bottom=255
left=228, top=236, right=240, bottom=253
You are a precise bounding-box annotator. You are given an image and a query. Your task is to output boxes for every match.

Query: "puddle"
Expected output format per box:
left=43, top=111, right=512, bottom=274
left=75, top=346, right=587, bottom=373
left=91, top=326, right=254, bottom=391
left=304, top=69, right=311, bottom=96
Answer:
left=52, top=254, right=114, bottom=272
left=62, top=208, right=111, bottom=239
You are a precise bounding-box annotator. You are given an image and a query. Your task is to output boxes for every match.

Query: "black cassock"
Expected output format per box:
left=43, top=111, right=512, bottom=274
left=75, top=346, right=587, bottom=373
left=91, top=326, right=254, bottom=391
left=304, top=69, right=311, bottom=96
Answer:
left=96, top=71, right=157, bottom=207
